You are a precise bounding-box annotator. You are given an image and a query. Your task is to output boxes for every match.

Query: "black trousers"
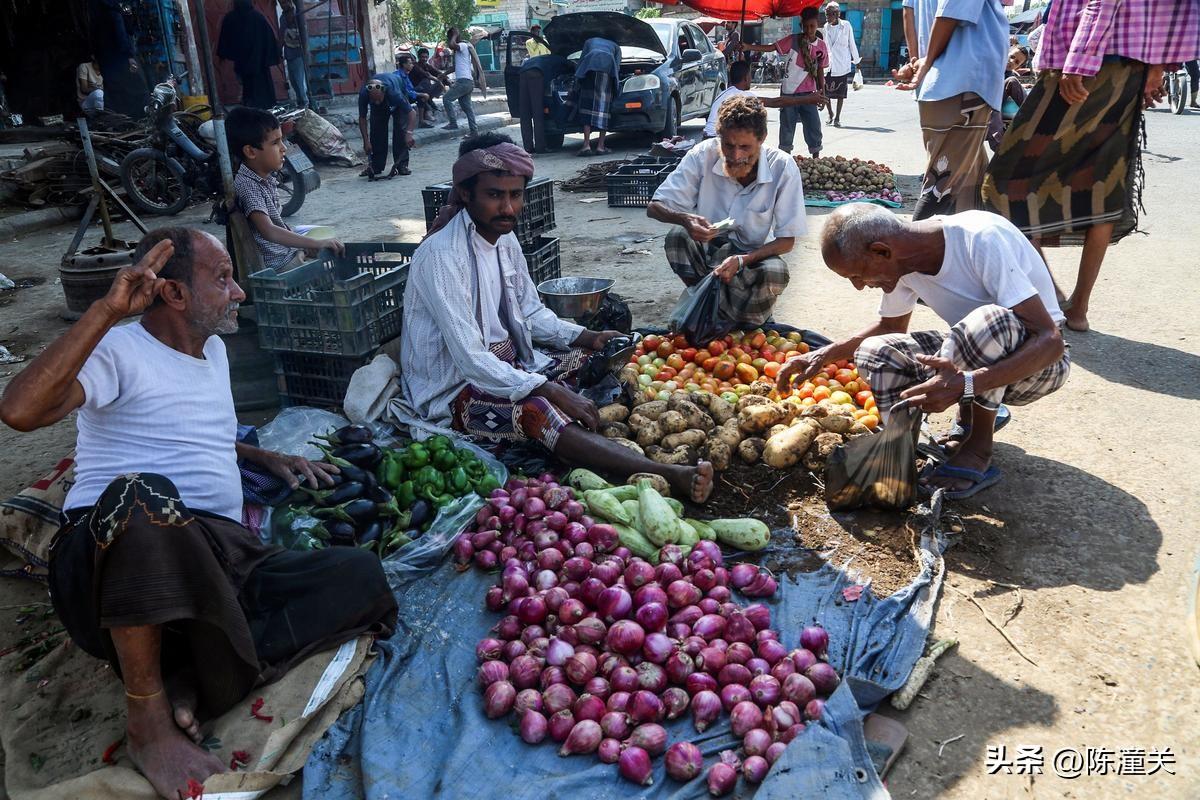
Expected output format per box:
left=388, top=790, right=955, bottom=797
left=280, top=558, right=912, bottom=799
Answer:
left=519, top=69, right=547, bottom=153
left=369, top=104, right=410, bottom=174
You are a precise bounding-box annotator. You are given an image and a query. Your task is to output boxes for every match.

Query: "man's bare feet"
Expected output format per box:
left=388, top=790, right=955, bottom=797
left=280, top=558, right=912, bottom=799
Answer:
left=667, top=460, right=714, bottom=503
left=165, top=670, right=203, bottom=744
left=1064, top=310, right=1090, bottom=332
left=126, top=692, right=224, bottom=799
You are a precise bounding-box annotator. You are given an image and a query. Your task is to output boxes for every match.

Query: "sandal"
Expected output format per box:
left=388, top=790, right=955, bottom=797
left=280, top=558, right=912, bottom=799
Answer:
left=919, top=462, right=1003, bottom=500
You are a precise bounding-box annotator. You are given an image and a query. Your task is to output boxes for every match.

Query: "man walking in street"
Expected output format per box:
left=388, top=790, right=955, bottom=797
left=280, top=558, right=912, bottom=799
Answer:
left=357, top=74, right=417, bottom=178
left=704, top=60, right=827, bottom=139
left=822, top=2, right=860, bottom=127
left=442, top=26, right=487, bottom=135
left=903, top=0, right=1007, bottom=219
left=744, top=7, right=828, bottom=157
left=519, top=52, right=570, bottom=154
left=278, top=0, right=309, bottom=109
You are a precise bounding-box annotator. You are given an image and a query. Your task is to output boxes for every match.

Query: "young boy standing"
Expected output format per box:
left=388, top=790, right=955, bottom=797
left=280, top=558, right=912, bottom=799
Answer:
left=227, top=107, right=342, bottom=271
left=744, top=7, right=828, bottom=157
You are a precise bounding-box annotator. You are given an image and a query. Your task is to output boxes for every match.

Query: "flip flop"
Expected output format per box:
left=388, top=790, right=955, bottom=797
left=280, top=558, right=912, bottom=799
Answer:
left=940, top=404, right=1012, bottom=447
left=919, top=462, right=1003, bottom=500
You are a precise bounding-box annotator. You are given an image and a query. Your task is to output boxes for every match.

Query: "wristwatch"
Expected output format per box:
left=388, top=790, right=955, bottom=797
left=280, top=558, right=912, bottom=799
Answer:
left=736, top=255, right=745, bottom=270
left=961, top=370, right=975, bottom=403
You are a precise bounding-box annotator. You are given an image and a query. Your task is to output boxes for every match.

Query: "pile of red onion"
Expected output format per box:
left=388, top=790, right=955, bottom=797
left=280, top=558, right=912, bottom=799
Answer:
left=460, top=473, right=841, bottom=794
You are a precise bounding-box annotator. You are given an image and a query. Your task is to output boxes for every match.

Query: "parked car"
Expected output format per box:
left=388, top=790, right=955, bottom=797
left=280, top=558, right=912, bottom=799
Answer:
left=504, top=12, right=727, bottom=149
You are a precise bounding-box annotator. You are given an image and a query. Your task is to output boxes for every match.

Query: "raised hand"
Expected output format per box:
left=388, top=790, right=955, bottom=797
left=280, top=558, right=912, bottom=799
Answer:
left=100, top=239, right=173, bottom=320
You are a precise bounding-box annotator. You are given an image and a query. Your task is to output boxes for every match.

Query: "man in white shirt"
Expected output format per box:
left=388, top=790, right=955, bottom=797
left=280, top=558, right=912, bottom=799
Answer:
left=649, top=95, right=806, bottom=326
left=396, top=133, right=715, bottom=503
left=822, top=2, right=861, bottom=127
left=777, top=204, right=1070, bottom=499
left=441, top=26, right=486, bottom=134
left=704, top=60, right=827, bottom=138
left=0, top=228, right=396, bottom=800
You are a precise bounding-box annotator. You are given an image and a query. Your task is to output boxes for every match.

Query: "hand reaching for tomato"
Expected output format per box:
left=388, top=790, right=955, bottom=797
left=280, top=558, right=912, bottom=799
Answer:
left=775, top=349, right=827, bottom=393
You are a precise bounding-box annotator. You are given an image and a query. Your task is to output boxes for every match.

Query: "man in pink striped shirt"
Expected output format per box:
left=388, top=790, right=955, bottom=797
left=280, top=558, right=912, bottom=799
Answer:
left=984, top=0, right=1200, bottom=332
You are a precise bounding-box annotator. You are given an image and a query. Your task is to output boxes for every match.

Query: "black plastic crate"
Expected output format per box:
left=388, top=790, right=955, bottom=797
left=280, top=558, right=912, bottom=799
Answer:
left=523, top=236, right=561, bottom=286
left=274, top=351, right=371, bottom=408
left=421, top=176, right=555, bottom=246
left=250, top=243, right=414, bottom=357
left=606, top=163, right=674, bottom=208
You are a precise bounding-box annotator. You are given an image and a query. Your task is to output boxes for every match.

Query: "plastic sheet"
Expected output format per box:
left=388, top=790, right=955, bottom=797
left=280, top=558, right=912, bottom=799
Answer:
left=303, top=505, right=947, bottom=800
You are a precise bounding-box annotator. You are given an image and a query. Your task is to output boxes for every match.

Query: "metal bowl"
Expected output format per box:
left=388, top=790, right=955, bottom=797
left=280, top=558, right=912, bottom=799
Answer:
left=537, top=277, right=615, bottom=318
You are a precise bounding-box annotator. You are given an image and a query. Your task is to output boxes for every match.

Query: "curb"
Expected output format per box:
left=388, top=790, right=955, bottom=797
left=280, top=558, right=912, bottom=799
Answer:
left=0, top=205, right=84, bottom=240
left=411, top=111, right=516, bottom=148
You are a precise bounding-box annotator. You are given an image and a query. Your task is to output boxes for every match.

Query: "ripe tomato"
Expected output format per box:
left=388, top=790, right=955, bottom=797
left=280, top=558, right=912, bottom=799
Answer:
left=843, top=380, right=860, bottom=394
left=773, top=352, right=788, bottom=363
left=643, top=335, right=661, bottom=351
left=657, top=341, right=674, bottom=357
left=681, top=347, right=698, bottom=363
left=813, top=376, right=829, bottom=387
left=707, top=341, right=727, bottom=356
left=735, top=363, right=758, bottom=383
left=693, top=348, right=710, bottom=364
left=801, top=396, right=816, bottom=406
left=859, top=414, right=880, bottom=430
left=835, top=359, right=851, bottom=370
left=763, top=361, right=782, bottom=379
left=749, top=331, right=767, bottom=350
left=835, top=369, right=856, bottom=385
left=736, top=353, right=752, bottom=365
left=855, top=390, right=873, bottom=407
left=751, top=357, right=769, bottom=372
left=678, top=367, right=695, bottom=381
left=729, top=347, right=745, bottom=360
left=760, top=345, right=776, bottom=357
left=702, top=357, right=720, bottom=372
left=714, top=361, right=736, bottom=380
left=797, top=383, right=814, bottom=399
left=812, top=385, right=832, bottom=401
left=672, top=334, right=689, bottom=349
left=798, top=342, right=810, bottom=354
left=666, top=354, right=686, bottom=371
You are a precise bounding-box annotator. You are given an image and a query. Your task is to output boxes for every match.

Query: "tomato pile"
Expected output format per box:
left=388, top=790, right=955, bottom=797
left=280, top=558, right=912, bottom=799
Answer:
left=623, top=329, right=881, bottom=431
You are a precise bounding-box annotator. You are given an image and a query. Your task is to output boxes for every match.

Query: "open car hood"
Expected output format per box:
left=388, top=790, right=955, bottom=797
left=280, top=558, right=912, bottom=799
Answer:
left=544, top=12, right=667, bottom=59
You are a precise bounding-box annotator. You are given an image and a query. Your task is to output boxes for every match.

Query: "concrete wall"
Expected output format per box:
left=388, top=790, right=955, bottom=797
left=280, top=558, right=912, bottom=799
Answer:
left=364, top=0, right=395, bottom=75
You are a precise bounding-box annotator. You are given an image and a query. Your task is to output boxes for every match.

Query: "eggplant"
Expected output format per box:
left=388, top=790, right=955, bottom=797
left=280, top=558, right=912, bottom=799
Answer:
left=322, top=481, right=364, bottom=507
left=405, top=528, right=421, bottom=541
left=409, top=499, right=433, bottom=529
left=336, top=464, right=371, bottom=485
left=333, top=443, right=383, bottom=470
left=357, top=520, right=384, bottom=547
left=318, top=424, right=374, bottom=446
left=328, top=520, right=357, bottom=545
left=366, top=485, right=393, bottom=504
left=343, top=498, right=379, bottom=525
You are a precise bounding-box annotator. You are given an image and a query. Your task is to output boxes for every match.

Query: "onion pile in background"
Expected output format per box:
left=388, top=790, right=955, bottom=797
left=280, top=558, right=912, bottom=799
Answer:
left=458, top=473, right=842, bottom=793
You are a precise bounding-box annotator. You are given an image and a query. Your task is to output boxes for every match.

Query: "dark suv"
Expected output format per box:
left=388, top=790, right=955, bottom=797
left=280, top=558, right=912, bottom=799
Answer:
left=504, top=12, right=727, bottom=149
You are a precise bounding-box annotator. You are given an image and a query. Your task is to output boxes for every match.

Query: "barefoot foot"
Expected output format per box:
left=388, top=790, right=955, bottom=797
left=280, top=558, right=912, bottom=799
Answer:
left=166, top=670, right=203, bottom=744
left=126, top=693, right=224, bottom=799
left=1064, top=310, right=1090, bottom=332
left=687, top=461, right=715, bottom=503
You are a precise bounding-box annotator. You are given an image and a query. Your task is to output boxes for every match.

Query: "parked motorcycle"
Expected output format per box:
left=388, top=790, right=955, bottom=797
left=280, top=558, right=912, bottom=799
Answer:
left=119, top=79, right=319, bottom=217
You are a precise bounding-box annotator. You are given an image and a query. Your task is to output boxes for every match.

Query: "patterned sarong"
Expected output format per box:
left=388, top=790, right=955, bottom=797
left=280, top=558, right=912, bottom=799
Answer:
left=577, top=71, right=614, bottom=130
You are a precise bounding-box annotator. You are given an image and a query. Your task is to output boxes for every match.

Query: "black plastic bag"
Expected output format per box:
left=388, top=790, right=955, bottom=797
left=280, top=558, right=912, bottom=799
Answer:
left=577, top=292, right=632, bottom=334
left=825, top=403, right=922, bottom=511
left=668, top=272, right=730, bottom=345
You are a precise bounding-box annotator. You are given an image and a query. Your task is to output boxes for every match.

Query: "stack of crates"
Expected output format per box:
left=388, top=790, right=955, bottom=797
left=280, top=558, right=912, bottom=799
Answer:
left=421, top=176, right=560, bottom=285
left=606, top=154, right=682, bottom=208
left=249, top=243, right=415, bottom=407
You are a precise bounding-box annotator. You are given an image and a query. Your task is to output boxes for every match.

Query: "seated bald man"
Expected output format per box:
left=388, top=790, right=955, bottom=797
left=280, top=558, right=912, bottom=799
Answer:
left=776, top=204, right=1070, bottom=499
left=0, top=228, right=397, bottom=799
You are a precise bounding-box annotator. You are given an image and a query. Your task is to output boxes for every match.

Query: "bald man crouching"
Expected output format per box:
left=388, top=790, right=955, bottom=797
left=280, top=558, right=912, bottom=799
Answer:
left=0, top=228, right=396, bottom=799
left=776, top=204, right=1070, bottom=499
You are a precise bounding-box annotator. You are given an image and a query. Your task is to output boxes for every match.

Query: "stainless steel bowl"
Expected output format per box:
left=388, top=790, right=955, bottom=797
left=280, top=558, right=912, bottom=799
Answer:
left=537, top=277, right=615, bottom=318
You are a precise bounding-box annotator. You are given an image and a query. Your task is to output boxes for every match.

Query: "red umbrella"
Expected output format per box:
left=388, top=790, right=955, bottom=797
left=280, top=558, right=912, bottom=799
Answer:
left=646, top=0, right=821, bottom=21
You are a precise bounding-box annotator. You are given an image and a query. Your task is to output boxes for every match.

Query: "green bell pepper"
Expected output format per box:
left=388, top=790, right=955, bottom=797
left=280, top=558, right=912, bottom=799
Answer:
left=448, top=466, right=470, bottom=494
left=432, top=492, right=455, bottom=509
left=401, top=444, right=429, bottom=470
left=384, top=453, right=404, bottom=489
left=395, top=480, right=416, bottom=509
left=413, top=465, right=445, bottom=494
left=426, top=435, right=452, bottom=453
left=475, top=474, right=501, bottom=498
left=432, top=448, right=457, bottom=471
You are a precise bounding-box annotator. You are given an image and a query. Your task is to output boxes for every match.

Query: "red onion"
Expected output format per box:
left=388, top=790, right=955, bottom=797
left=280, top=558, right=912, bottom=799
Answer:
left=589, top=559, right=619, bottom=584
left=485, top=586, right=505, bottom=612
left=625, top=722, right=668, bottom=756
left=611, top=665, right=639, bottom=693
left=527, top=637, right=549, bottom=657
left=532, top=531, right=557, bottom=551
left=691, top=689, right=722, bottom=732
left=708, top=639, right=729, bottom=652
left=579, top=577, right=606, bottom=607
left=783, top=673, right=816, bottom=706
left=634, top=584, right=668, bottom=609
left=739, top=603, right=768, bottom=631
left=692, top=614, right=726, bottom=640
left=661, top=686, right=689, bottom=720
left=539, top=665, right=566, bottom=690
left=750, top=674, right=781, bottom=706
left=561, top=718, right=604, bottom=756
left=574, top=542, right=596, bottom=560
left=805, top=662, right=840, bottom=695
left=707, top=585, right=732, bottom=603
left=773, top=700, right=801, bottom=730
left=606, top=620, right=645, bottom=656
left=743, top=728, right=772, bottom=757
left=697, top=598, right=722, bottom=615
left=607, top=691, right=631, bottom=712
left=667, top=580, right=703, bottom=609
left=725, top=612, right=755, bottom=644
left=474, top=550, right=498, bottom=570
left=746, top=657, right=770, bottom=676
left=655, top=563, right=683, bottom=585
left=804, top=698, right=825, bottom=721
left=635, top=602, right=669, bottom=633
left=713, top=566, right=729, bottom=585
left=730, top=563, right=758, bottom=589
left=730, top=700, right=763, bottom=736
left=516, top=596, right=547, bottom=625
left=720, top=682, right=752, bottom=712
left=669, top=605, right=704, bottom=627
left=472, top=529, right=498, bottom=550
left=497, top=505, right=517, bottom=525
left=665, top=741, right=704, bottom=782
left=519, top=709, right=547, bottom=743
left=564, top=499, right=585, bottom=520
left=665, top=651, right=695, bottom=685
left=542, top=683, right=576, bottom=715
left=719, top=663, right=752, bottom=687
left=770, top=658, right=797, bottom=683
left=743, top=754, right=769, bottom=784
left=681, top=635, right=707, bottom=656
left=641, top=632, right=674, bottom=664
left=686, top=672, right=719, bottom=695
left=791, top=648, right=817, bottom=672
left=548, top=709, right=576, bottom=742
left=573, top=693, right=606, bottom=722
left=779, top=722, right=804, bottom=743
left=707, top=763, right=737, bottom=797
left=509, top=655, right=541, bottom=690
left=692, top=568, right=717, bottom=592
left=477, top=660, right=509, bottom=688
left=618, top=746, right=653, bottom=786
left=524, top=497, right=547, bottom=519
left=757, top=638, right=788, bottom=666
left=725, top=642, right=753, bottom=665
left=800, top=626, right=829, bottom=656
left=533, top=569, right=558, bottom=591
left=545, top=511, right=569, bottom=533
left=686, top=549, right=715, bottom=574
left=694, top=540, right=724, bottom=567
left=454, top=535, right=474, bottom=564
left=484, top=681, right=516, bottom=718
left=563, top=557, right=592, bottom=582
left=510, top=487, right=528, bottom=507
left=574, top=617, right=607, bottom=645
left=565, top=651, right=597, bottom=685
left=624, top=560, right=655, bottom=588
left=766, top=741, right=787, bottom=765
left=584, top=676, right=610, bottom=700
left=543, top=586, right=569, bottom=614
left=500, top=546, right=518, bottom=563
left=600, top=710, right=632, bottom=739
left=476, top=638, right=503, bottom=662
left=598, top=737, right=622, bottom=764
left=598, top=652, right=626, bottom=678
left=696, top=647, right=727, bottom=674
left=556, top=599, right=584, bottom=627
left=514, top=688, right=543, bottom=715
left=587, top=524, right=619, bottom=552
left=658, top=544, right=686, bottom=566
left=545, top=637, right=575, bottom=667
left=636, top=662, right=668, bottom=693
left=629, top=690, right=663, bottom=723
left=597, top=587, right=633, bottom=622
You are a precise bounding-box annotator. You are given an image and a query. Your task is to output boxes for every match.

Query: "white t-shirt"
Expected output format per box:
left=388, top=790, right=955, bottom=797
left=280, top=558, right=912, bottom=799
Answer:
left=878, top=211, right=1065, bottom=326
left=472, top=230, right=510, bottom=345
left=453, top=42, right=474, bottom=81
left=704, top=86, right=754, bottom=137
left=65, top=321, right=243, bottom=521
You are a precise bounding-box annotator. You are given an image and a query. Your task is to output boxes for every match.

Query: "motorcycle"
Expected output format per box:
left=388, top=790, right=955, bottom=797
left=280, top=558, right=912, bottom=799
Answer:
left=119, top=79, right=319, bottom=218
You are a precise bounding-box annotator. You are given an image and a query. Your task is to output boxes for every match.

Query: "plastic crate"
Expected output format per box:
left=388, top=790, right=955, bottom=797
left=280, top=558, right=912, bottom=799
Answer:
left=274, top=351, right=371, bottom=408
left=421, top=176, right=555, bottom=246
left=250, top=243, right=414, bottom=357
left=606, top=163, right=674, bottom=208
left=523, top=236, right=561, bottom=285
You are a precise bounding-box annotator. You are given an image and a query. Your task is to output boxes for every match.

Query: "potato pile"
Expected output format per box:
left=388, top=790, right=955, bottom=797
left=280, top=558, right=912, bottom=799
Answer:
left=609, top=390, right=873, bottom=474
left=795, top=155, right=896, bottom=193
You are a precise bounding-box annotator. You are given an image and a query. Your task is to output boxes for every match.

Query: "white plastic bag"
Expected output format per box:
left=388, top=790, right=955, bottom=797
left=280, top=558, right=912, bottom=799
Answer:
left=852, top=70, right=864, bottom=91
left=344, top=353, right=399, bottom=424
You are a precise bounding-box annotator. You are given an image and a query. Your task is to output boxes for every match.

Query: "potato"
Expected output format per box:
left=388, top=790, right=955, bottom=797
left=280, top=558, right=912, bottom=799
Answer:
left=812, top=431, right=844, bottom=460
left=626, top=472, right=671, bottom=496
left=692, top=392, right=736, bottom=424
left=634, top=421, right=665, bottom=448
left=802, top=448, right=825, bottom=472
left=675, top=401, right=715, bottom=431
left=737, top=437, right=766, bottom=465
left=628, top=413, right=651, bottom=430
left=599, top=404, right=630, bottom=424
left=762, top=419, right=820, bottom=469
left=658, top=410, right=688, bottom=435
left=848, top=422, right=872, bottom=437
left=818, top=414, right=854, bottom=434
left=768, top=424, right=788, bottom=439
left=619, top=366, right=640, bottom=385
left=611, top=438, right=644, bottom=456
left=827, top=483, right=863, bottom=508
left=870, top=477, right=910, bottom=507
left=601, top=422, right=631, bottom=439
left=799, top=403, right=830, bottom=419
left=749, top=380, right=776, bottom=397
left=636, top=400, right=668, bottom=420
left=710, top=422, right=743, bottom=449
left=738, top=403, right=787, bottom=435
left=700, top=438, right=733, bottom=471
left=648, top=444, right=695, bottom=466
left=662, top=429, right=708, bottom=450
left=736, top=394, right=771, bottom=413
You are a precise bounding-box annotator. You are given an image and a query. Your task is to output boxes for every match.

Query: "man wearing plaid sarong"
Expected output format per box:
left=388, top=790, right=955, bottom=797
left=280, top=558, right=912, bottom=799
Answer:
left=777, top=204, right=1070, bottom=499
left=647, top=95, right=806, bottom=327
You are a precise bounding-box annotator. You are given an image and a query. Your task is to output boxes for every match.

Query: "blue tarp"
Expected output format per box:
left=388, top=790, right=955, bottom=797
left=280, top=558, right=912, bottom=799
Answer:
left=302, top=502, right=947, bottom=799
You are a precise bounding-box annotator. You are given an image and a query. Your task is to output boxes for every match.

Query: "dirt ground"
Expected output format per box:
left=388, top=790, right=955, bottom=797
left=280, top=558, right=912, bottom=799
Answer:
left=1, top=85, right=1198, bottom=798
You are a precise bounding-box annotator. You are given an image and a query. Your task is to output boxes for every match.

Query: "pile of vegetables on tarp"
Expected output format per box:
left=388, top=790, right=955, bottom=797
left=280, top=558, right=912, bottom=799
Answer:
left=794, top=155, right=902, bottom=205
left=455, top=472, right=843, bottom=795
left=273, top=425, right=501, bottom=558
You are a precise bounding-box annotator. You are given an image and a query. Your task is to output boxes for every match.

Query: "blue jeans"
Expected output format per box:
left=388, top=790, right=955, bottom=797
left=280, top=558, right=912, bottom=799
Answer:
left=286, top=55, right=309, bottom=108
left=779, top=96, right=822, bottom=155
left=443, top=78, right=478, bottom=131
